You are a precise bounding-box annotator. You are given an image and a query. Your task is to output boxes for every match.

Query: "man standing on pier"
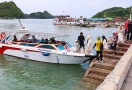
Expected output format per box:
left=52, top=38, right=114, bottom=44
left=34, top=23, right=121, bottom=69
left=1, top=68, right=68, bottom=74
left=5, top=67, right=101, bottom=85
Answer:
left=78, top=32, right=85, bottom=53
left=127, top=20, right=132, bottom=40
left=93, top=36, right=103, bottom=62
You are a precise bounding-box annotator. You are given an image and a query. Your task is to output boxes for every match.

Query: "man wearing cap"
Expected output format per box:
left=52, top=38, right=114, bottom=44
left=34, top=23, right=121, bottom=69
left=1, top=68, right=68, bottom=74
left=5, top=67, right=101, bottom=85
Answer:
left=93, top=36, right=103, bottom=62
left=78, top=32, right=85, bottom=53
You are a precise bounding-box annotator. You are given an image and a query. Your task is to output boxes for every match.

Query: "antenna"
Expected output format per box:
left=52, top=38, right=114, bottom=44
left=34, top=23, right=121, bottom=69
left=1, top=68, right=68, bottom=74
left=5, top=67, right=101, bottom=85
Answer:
left=18, top=19, right=25, bottom=29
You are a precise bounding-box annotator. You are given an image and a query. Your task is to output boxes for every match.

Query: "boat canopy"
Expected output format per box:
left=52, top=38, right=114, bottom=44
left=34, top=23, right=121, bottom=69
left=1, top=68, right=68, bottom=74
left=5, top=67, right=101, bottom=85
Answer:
left=8, top=30, right=70, bottom=38
left=88, top=18, right=113, bottom=21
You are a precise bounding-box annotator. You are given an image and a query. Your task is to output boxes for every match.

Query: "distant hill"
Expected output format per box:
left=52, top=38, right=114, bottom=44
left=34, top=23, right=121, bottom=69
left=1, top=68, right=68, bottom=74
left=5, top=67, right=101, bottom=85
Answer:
left=92, top=7, right=131, bottom=18
left=0, top=1, right=54, bottom=19
left=0, top=1, right=25, bottom=18
left=25, top=11, right=54, bottom=19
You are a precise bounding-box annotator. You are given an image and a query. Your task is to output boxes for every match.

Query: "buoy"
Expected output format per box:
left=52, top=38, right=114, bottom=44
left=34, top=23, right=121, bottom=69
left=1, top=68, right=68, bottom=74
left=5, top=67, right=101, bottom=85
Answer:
left=42, top=51, right=49, bottom=56
left=0, top=32, right=6, bottom=40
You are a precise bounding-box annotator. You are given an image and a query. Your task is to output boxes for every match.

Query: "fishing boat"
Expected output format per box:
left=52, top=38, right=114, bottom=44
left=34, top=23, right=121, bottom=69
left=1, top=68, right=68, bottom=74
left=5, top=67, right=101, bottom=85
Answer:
left=53, top=15, right=88, bottom=26
left=0, top=30, right=95, bottom=64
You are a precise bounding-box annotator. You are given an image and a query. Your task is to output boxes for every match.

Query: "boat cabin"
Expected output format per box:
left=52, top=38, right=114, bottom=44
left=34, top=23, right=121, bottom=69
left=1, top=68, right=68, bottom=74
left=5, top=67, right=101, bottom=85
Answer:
left=0, top=31, right=72, bottom=51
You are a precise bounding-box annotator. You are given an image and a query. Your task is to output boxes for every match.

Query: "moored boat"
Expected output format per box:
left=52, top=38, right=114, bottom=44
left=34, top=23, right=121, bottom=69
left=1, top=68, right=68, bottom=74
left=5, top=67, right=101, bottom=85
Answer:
left=53, top=15, right=88, bottom=26
left=0, top=30, right=95, bottom=64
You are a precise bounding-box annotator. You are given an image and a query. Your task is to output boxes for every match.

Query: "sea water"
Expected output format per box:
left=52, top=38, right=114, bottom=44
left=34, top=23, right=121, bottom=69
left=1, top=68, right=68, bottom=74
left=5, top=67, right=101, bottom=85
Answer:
left=0, top=19, right=117, bottom=90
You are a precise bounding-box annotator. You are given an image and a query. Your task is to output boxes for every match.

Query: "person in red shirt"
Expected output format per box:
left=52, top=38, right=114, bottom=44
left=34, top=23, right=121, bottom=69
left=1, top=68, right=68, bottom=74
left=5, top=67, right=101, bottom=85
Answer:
left=124, top=19, right=130, bottom=37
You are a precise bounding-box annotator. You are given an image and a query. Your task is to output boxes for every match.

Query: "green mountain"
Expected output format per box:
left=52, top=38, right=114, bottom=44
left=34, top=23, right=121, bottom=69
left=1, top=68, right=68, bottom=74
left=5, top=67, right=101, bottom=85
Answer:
left=0, top=1, right=54, bottom=19
left=25, top=11, right=54, bottom=19
left=0, top=1, right=25, bottom=18
left=92, top=7, right=131, bottom=18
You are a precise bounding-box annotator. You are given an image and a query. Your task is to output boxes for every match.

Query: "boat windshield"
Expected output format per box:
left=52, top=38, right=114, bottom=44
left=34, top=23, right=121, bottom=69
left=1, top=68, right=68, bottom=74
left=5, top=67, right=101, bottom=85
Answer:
left=19, top=43, right=38, bottom=47
left=66, top=42, right=72, bottom=48
left=57, top=45, right=65, bottom=50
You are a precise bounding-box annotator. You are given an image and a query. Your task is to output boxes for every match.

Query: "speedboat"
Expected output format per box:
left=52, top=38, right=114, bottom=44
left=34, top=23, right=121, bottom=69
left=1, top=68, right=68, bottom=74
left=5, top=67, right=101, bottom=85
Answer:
left=0, top=30, right=95, bottom=64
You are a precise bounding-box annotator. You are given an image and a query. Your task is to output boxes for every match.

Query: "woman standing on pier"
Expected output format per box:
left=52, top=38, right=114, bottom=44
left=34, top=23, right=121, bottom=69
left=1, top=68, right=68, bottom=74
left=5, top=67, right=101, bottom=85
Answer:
left=117, top=25, right=124, bottom=45
left=102, top=35, right=108, bottom=58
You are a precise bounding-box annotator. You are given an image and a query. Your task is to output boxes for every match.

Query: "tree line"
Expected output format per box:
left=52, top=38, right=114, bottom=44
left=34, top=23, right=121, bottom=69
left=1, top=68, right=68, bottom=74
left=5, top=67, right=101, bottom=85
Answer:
left=92, top=7, right=131, bottom=18
left=25, top=11, right=54, bottom=19
left=0, top=1, right=54, bottom=19
left=0, top=1, right=25, bottom=18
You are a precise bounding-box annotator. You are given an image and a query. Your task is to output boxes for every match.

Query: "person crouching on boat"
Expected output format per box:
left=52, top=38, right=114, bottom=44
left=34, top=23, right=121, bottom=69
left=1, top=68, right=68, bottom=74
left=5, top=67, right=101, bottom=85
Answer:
left=75, top=40, right=79, bottom=52
left=78, top=32, right=85, bottom=53
left=85, top=32, right=92, bottom=53
left=62, top=42, right=70, bottom=52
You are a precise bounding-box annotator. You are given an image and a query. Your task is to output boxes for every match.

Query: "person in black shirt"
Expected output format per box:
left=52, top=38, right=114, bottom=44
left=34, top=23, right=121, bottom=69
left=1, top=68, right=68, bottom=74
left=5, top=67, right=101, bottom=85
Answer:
left=127, top=20, right=132, bottom=40
left=78, top=32, right=85, bottom=53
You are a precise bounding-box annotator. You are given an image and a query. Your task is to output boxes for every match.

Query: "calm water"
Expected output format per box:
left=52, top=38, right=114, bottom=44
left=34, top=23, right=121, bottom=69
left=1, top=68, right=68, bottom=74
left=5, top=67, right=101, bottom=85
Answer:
left=0, top=19, right=117, bottom=90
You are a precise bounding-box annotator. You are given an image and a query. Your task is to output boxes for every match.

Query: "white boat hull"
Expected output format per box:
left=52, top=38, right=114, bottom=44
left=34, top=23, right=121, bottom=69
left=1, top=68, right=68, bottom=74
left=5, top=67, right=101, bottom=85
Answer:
left=4, top=49, right=90, bottom=64
left=0, top=44, right=92, bottom=64
left=53, top=22, right=81, bottom=26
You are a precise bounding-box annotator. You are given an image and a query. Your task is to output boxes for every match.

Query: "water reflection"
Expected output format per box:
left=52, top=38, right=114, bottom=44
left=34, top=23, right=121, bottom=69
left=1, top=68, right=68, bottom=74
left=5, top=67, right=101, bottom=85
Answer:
left=0, top=19, right=20, bottom=31
left=0, top=19, right=118, bottom=90
left=0, top=54, right=86, bottom=90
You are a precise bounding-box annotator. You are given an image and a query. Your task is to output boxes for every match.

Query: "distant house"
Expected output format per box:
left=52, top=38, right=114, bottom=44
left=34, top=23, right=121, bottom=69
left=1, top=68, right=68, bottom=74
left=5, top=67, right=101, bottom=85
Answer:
left=115, top=16, right=122, bottom=22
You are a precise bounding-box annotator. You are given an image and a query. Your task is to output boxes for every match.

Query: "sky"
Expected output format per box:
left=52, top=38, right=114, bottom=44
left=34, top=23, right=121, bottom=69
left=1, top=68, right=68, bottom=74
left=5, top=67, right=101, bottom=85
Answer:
left=0, top=0, right=132, bottom=18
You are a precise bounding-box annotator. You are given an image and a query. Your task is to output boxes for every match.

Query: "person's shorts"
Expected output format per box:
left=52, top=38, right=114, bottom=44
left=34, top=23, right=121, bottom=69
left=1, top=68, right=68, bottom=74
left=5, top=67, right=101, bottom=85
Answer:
left=79, top=43, right=84, bottom=48
left=110, top=43, right=117, bottom=50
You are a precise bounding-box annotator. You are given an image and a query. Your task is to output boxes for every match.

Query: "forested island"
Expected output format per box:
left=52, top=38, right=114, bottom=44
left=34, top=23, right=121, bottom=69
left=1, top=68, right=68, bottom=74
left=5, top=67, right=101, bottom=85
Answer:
left=25, top=11, right=54, bottom=19
left=0, top=1, right=54, bottom=19
left=0, top=1, right=25, bottom=18
left=0, top=1, right=131, bottom=19
left=92, top=7, right=131, bottom=18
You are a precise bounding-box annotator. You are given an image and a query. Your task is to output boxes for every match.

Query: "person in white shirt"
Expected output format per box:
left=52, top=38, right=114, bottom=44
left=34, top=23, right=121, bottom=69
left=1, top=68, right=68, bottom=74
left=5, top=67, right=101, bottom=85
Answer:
left=117, top=25, right=124, bottom=45
left=21, top=34, right=29, bottom=42
left=102, top=35, right=108, bottom=58
left=86, top=32, right=92, bottom=53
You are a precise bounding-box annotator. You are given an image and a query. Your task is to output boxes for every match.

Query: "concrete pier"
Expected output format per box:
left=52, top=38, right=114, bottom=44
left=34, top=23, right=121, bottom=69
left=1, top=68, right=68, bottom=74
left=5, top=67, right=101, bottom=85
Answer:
left=121, top=63, right=132, bottom=90
left=82, top=41, right=132, bottom=90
